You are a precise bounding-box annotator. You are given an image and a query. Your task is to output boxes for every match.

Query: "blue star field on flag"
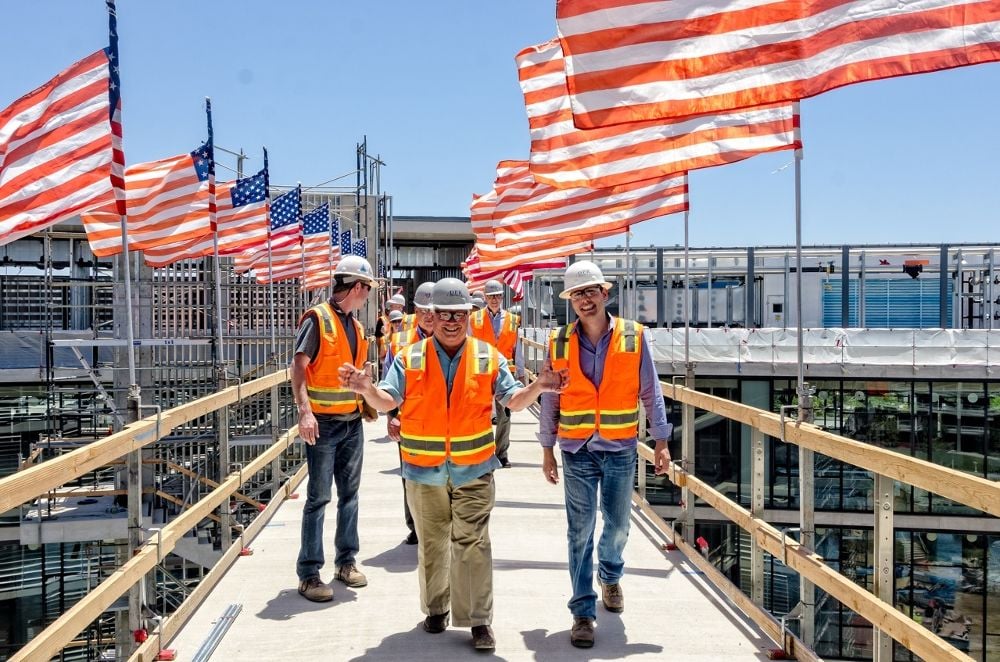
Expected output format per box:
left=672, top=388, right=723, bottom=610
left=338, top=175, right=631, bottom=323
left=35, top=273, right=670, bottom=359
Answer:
left=270, top=187, right=301, bottom=231
left=341, top=229, right=352, bottom=255
left=302, top=203, right=330, bottom=236
left=190, top=142, right=211, bottom=182
left=353, top=238, right=366, bottom=257
left=231, top=169, right=267, bottom=208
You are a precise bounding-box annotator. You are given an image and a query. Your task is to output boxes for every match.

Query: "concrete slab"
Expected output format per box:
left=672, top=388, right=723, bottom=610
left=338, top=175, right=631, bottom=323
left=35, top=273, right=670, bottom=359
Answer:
left=170, top=410, right=775, bottom=661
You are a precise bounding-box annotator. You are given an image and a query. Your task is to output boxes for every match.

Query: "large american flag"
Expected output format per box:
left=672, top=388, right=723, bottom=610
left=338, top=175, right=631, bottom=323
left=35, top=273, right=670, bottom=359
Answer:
left=140, top=167, right=269, bottom=267
left=556, top=0, right=1000, bottom=126
left=517, top=39, right=799, bottom=189
left=234, top=185, right=300, bottom=273
left=0, top=48, right=119, bottom=246
left=81, top=143, right=212, bottom=256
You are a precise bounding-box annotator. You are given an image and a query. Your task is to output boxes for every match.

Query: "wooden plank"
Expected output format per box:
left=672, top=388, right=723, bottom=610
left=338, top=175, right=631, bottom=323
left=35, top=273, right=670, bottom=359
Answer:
left=164, top=461, right=264, bottom=510
left=131, top=463, right=308, bottom=662
left=638, top=443, right=972, bottom=661
left=0, top=369, right=289, bottom=514
left=660, top=382, right=1000, bottom=518
left=10, top=425, right=298, bottom=662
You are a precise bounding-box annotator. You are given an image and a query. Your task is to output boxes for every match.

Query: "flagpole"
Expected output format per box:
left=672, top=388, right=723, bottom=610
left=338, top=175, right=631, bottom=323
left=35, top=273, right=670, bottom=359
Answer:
left=792, top=101, right=815, bottom=646
left=263, top=148, right=278, bottom=362
left=207, top=99, right=224, bottom=382
left=625, top=227, right=631, bottom=319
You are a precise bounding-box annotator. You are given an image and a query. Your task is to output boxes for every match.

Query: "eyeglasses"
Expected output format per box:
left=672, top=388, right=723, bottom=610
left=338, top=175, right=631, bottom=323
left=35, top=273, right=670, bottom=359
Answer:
left=484, top=294, right=503, bottom=300
left=435, top=311, right=469, bottom=322
left=569, top=286, right=602, bottom=301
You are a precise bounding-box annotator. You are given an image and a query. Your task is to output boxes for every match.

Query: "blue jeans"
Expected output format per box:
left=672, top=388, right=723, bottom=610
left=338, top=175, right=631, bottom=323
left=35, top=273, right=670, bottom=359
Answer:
left=561, top=446, right=636, bottom=619
left=297, top=416, right=364, bottom=581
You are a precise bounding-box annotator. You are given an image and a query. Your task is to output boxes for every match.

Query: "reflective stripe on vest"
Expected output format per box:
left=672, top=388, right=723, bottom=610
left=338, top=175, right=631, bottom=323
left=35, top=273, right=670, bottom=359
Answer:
left=399, top=337, right=497, bottom=466
left=471, top=309, right=519, bottom=360
left=301, top=303, right=368, bottom=415
left=549, top=318, right=642, bottom=440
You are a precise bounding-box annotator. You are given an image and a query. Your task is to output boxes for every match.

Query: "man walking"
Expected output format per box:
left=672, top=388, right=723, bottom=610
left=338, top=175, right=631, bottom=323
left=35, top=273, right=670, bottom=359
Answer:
left=539, top=260, right=672, bottom=648
left=291, top=255, right=378, bottom=602
left=340, top=278, right=566, bottom=651
left=469, top=279, right=523, bottom=467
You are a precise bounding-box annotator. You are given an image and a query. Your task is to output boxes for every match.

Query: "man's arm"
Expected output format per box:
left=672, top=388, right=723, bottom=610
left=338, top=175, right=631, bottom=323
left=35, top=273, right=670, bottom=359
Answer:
left=291, top=352, right=318, bottom=445
left=339, top=362, right=400, bottom=412
left=638, top=330, right=673, bottom=474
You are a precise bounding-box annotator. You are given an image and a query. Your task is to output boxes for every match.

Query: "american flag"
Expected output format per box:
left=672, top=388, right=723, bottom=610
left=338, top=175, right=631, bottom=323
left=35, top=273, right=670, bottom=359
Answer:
left=81, top=143, right=212, bottom=256
left=234, top=185, right=300, bottom=273
left=556, top=0, right=1000, bottom=126
left=141, top=167, right=269, bottom=267
left=517, top=39, right=798, bottom=189
left=301, top=204, right=331, bottom=254
left=353, top=238, right=366, bottom=258
left=0, top=48, right=119, bottom=246
left=341, top=229, right=352, bottom=256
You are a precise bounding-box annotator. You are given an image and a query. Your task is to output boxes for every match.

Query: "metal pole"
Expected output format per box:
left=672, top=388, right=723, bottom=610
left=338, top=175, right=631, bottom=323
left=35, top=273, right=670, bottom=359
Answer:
left=750, top=429, right=766, bottom=606
left=656, top=248, right=665, bottom=328
left=940, top=244, right=949, bottom=328
left=841, top=245, right=850, bottom=327
left=873, top=473, right=894, bottom=661
left=681, top=209, right=695, bottom=544
left=989, top=248, right=996, bottom=330
left=706, top=254, right=713, bottom=329
left=793, top=127, right=815, bottom=646
left=625, top=230, right=631, bottom=319
left=859, top=250, right=867, bottom=327
left=684, top=210, right=690, bottom=366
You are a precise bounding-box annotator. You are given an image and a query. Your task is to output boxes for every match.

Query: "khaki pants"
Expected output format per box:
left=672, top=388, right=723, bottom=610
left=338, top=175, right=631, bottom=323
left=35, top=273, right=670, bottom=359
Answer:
left=405, top=472, right=495, bottom=627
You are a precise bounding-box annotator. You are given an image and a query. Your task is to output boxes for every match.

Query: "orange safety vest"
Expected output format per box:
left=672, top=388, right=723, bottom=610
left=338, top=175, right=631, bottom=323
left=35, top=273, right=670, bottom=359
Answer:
left=470, top=309, right=520, bottom=359
left=399, top=337, right=499, bottom=467
left=548, top=317, right=642, bottom=440
left=300, top=302, right=369, bottom=415
left=377, top=314, right=390, bottom=360
left=388, top=326, right=425, bottom=361
left=402, top=313, right=417, bottom=332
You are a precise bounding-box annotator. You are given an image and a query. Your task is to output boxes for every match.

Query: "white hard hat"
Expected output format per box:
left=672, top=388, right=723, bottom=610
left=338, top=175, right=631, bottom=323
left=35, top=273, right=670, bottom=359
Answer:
left=471, top=294, right=486, bottom=310
left=432, top=278, right=472, bottom=311
left=334, top=255, right=377, bottom=287
left=388, top=310, right=404, bottom=322
left=484, top=279, right=504, bottom=296
left=559, top=260, right=613, bottom=299
left=388, top=293, right=406, bottom=307
left=413, top=281, right=436, bottom=309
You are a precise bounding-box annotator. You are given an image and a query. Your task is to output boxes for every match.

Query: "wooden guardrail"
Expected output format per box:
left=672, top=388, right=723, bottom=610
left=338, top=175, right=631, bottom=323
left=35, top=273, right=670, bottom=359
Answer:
left=520, top=334, right=993, bottom=661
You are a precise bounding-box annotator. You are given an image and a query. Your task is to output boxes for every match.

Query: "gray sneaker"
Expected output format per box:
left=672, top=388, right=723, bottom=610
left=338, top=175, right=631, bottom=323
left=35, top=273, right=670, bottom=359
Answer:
left=298, top=576, right=333, bottom=602
left=335, top=563, right=368, bottom=588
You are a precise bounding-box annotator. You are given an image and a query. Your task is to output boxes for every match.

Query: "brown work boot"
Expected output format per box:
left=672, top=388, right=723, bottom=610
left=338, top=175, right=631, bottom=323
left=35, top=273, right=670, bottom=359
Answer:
left=297, top=576, right=333, bottom=602
left=423, top=611, right=449, bottom=633
left=335, top=563, right=368, bottom=588
left=570, top=617, right=595, bottom=648
left=471, top=625, right=496, bottom=651
left=601, top=581, right=624, bottom=613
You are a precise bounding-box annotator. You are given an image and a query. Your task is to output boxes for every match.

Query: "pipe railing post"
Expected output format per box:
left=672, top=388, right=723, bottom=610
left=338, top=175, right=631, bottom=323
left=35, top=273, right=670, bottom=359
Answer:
left=874, top=473, right=895, bottom=661
left=750, top=428, right=766, bottom=607
left=681, top=368, right=696, bottom=545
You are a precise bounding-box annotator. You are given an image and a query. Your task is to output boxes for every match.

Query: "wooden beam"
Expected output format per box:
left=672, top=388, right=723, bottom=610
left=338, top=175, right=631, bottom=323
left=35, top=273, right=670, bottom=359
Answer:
left=0, top=369, right=289, bottom=514
left=10, top=424, right=299, bottom=662
left=164, top=461, right=264, bottom=510
left=660, top=382, right=1000, bottom=519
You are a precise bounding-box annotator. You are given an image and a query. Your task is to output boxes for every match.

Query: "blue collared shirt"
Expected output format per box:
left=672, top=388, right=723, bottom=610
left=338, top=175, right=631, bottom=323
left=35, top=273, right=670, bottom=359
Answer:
left=379, top=337, right=523, bottom=486
left=538, top=315, right=671, bottom=453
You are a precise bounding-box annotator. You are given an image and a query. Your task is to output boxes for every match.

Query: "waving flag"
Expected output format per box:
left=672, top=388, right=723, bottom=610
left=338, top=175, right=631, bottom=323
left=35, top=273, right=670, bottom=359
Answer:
left=81, top=144, right=212, bottom=256
left=341, top=229, right=352, bottom=256
left=353, top=238, right=367, bottom=258
left=517, top=39, right=799, bottom=189
left=141, top=167, right=269, bottom=267
left=0, top=48, right=119, bottom=246
left=234, top=185, right=300, bottom=273
left=556, top=0, right=1000, bottom=126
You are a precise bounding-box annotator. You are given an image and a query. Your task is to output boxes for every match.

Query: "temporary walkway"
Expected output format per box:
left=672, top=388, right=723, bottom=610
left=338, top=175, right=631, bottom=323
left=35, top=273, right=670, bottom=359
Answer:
left=168, top=409, right=774, bottom=661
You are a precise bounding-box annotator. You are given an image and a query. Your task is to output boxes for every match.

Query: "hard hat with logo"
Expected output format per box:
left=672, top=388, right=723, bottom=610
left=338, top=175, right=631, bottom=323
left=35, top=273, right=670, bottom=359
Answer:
left=432, top=278, right=472, bottom=311
left=334, top=255, right=377, bottom=287
left=484, top=279, right=504, bottom=296
left=471, top=294, right=486, bottom=310
left=559, top=260, right=613, bottom=300
left=413, top=281, right=436, bottom=309
left=388, top=310, right=404, bottom=322
left=388, top=293, right=406, bottom=307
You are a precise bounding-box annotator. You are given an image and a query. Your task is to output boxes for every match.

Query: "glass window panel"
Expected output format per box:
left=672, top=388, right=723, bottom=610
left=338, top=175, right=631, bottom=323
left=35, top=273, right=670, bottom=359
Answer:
left=930, top=383, right=987, bottom=515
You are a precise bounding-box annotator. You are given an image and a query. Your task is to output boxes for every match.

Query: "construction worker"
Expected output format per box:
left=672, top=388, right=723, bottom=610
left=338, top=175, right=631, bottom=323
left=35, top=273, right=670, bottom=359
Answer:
left=383, top=281, right=436, bottom=545
left=339, top=277, right=567, bottom=652
left=387, top=309, right=404, bottom=334
left=539, top=260, right=672, bottom=648
left=471, top=293, right=486, bottom=311
left=377, top=293, right=406, bottom=363
left=290, top=254, right=378, bottom=603
left=469, top=279, right=523, bottom=467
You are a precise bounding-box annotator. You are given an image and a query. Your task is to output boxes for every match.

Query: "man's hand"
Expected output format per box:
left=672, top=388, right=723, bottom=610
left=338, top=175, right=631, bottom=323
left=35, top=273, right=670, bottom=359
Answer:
left=339, top=362, right=374, bottom=393
left=653, top=440, right=672, bottom=475
left=542, top=447, right=560, bottom=485
left=298, top=409, right=319, bottom=446
left=387, top=416, right=401, bottom=442
left=535, top=361, right=569, bottom=393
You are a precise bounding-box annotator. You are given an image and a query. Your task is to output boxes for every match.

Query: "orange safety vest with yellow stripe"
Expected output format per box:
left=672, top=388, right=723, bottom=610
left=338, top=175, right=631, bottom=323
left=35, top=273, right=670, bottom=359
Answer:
left=402, top=313, right=417, bottom=332
left=301, top=302, right=369, bottom=415
left=399, top=337, right=500, bottom=467
left=548, top=318, right=642, bottom=440
left=388, top=326, right=424, bottom=361
left=377, top=313, right=390, bottom=360
left=469, top=309, right=520, bottom=359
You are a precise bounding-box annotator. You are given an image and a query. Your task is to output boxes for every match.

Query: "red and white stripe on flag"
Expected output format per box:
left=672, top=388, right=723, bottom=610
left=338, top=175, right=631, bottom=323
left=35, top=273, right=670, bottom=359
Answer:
left=556, top=0, right=1000, bottom=127
left=491, top=169, right=688, bottom=249
left=81, top=152, right=211, bottom=256
left=0, top=50, right=116, bottom=246
left=517, top=39, right=799, bottom=189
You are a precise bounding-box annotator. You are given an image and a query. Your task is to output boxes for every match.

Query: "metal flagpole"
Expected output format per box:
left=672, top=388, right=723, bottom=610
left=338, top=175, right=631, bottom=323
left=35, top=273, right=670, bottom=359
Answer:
left=792, top=101, right=815, bottom=645
left=681, top=207, right=695, bottom=547
left=625, top=229, right=631, bottom=318
left=262, top=149, right=278, bottom=361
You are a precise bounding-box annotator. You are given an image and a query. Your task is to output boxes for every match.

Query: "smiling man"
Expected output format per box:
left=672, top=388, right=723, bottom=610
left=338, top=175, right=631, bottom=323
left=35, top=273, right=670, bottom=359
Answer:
left=538, top=260, right=673, bottom=648
left=339, top=277, right=567, bottom=652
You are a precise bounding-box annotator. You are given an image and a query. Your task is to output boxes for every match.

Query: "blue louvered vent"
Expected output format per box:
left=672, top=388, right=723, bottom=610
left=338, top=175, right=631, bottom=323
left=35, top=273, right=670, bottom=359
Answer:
left=821, top=278, right=953, bottom=328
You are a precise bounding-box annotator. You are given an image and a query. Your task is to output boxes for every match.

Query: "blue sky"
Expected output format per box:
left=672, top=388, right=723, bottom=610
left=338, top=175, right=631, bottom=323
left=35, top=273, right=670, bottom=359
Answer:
left=4, top=1, right=998, bottom=249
